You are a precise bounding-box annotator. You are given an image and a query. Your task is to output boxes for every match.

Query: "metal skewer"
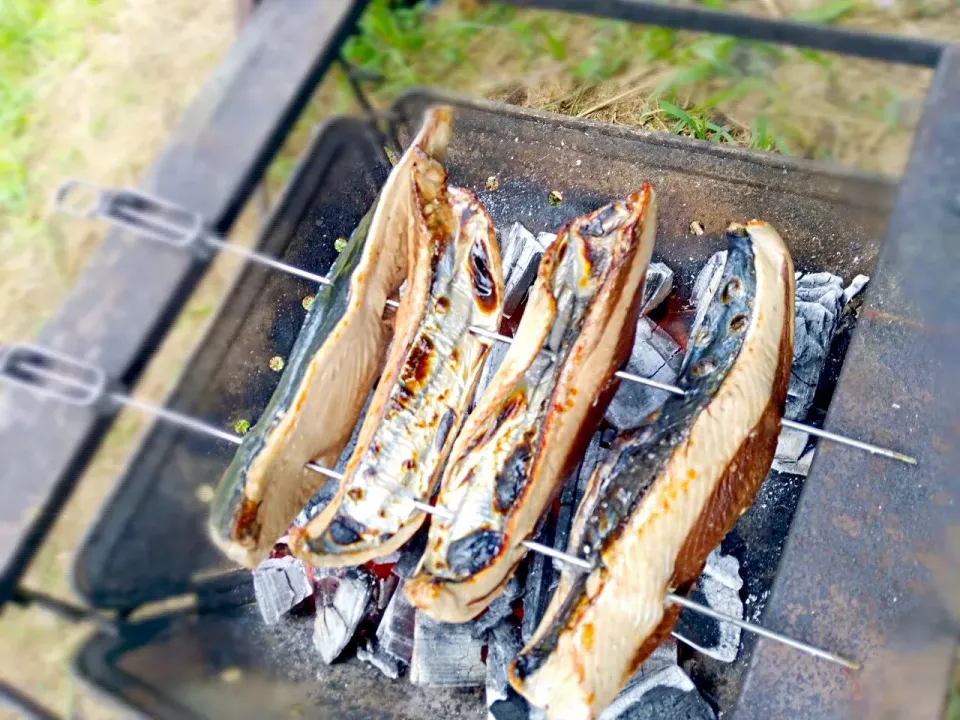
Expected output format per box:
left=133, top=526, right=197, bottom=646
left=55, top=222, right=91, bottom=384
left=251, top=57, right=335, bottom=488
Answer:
left=0, top=342, right=859, bottom=670
left=52, top=181, right=916, bottom=465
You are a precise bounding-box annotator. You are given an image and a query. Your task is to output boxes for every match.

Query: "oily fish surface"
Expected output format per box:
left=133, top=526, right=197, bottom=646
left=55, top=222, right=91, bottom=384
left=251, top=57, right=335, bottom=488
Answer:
left=405, top=186, right=657, bottom=623
left=511, top=221, right=795, bottom=720
left=207, top=107, right=453, bottom=568
left=289, top=166, right=504, bottom=568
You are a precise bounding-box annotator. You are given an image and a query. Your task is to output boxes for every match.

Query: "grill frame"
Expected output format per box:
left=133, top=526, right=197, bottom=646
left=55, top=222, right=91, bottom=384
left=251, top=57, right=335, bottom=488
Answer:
left=2, top=1, right=958, bottom=718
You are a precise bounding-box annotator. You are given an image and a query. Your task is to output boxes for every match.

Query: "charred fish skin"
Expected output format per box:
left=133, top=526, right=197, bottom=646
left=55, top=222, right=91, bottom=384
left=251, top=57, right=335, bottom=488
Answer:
left=208, top=107, right=454, bottom=568
left=289, top=168, right=504, bottom=568
left=406, top=186, right=658, bottom=623
left=510, top=221, right=794, bottom=720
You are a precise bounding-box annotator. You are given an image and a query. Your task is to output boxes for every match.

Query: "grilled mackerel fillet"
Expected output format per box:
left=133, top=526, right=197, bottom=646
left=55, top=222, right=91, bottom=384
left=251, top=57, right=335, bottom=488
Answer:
left=510, top=221, right=795, bottom=720
left=288, top=167, right=504, bottom=567
left=208, top=107, right=453, bottom=568
left=405, top=186, right=657, bottom=622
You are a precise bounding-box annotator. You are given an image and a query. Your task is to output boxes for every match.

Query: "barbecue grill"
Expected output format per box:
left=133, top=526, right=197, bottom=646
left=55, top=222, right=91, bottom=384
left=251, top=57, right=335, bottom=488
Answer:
left=1, top=2, right=957, bottom=718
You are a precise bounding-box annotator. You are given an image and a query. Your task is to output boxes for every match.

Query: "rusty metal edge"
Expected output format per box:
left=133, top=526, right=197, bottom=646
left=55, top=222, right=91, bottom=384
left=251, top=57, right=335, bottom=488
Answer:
left=735, top=46, right=960, bottom=720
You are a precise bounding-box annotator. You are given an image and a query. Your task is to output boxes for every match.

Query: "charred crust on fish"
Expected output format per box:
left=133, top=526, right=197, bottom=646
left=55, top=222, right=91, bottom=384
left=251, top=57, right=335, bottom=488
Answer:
left=207, top=107, right=456, bottom=568
left=405, top=185, right=658, bottom=623
left=509, top=221, right=794, bottom=719
left=288, top=152, right=504, bottom=568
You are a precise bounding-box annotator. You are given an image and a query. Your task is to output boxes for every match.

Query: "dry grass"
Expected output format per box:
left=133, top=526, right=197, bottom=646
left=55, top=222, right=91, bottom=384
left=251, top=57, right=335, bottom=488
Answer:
left=1, top=0, right=959, bottom=717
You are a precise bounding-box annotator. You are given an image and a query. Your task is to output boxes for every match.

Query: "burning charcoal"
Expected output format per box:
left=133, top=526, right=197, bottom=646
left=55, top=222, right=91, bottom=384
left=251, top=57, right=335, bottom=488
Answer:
left=605, top=318, right=681, bottom=432
left=487, top=622, right=524, bottom=719
left=597, top=665, right=715, bottom=720
left=522, top=521, right=555, bottom=644
left=576, top=431, right=604, bottom=508
left=640, top=261, right=674, bottom=314
left=252, top=556, right=313, bottom=626
left=476, top=339, right=511, bottom=399
left=410, top=611, right=486, bottom=687
left=787, top=271, right=845, bottom=421
left=357, top=639, right=402, bottom=680
left=675, top=550, right=743, bottom=663
left=313, top=568, right=373, bottom=664
left=377, top=581, right=416, bottom=664
left=501, top=222, right=548, bottom=317
left=469, top=575, right=523, bottom=639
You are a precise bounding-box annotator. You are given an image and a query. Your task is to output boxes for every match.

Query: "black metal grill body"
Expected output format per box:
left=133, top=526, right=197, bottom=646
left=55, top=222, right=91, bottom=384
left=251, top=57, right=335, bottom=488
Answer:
left=1, top=1, right=958, bottom=718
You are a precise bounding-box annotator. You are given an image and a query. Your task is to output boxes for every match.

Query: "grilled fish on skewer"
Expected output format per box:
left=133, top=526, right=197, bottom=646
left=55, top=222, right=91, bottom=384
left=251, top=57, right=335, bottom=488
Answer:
left=510, top=221, right=795, bottom=720
left=405, top=186, right=658, bottom=622
left=208, top=107, right=453, bottom=568
left=288, top=167, right=504, bottom=567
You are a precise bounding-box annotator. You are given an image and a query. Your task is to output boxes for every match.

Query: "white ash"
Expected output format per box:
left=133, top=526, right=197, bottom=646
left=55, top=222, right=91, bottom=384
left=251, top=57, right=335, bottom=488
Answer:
left=469, top=575, right=522, bottom=639
left=313, top=568, right=372, bottom=664
left=486, top=622, right=523, bottom=719
left=357, top=639, right=402, bottom=680
left=598, top=665, right=715, bottom=720
left=410, top=611, right=486, bottom=688
left=674, top=550, right=743, bottom=663
left=843, top=274, right=869, bottom=304
left=376, top=581, right=416, bottom=664
left=252, top=556, right=314, bottom=626
left=605, top=317, right=682, bottom=432
left=703, top=547, right=743, bottom=592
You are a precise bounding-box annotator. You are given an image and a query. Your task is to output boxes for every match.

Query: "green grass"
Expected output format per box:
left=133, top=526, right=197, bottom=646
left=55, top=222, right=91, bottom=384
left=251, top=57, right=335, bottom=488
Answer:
left=0, top=0, right=107, bottom=219
left=338, top=0, right=886, bottom=159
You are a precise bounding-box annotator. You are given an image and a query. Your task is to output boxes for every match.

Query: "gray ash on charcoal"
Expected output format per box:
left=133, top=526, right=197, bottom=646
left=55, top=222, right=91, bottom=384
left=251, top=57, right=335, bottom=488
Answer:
left=313, top=567, right=374, bottom=664
left=358, top=639, right=402, bottom=680
left=499, top=222, right=550, bottom=318
left=377, top=581, right=416, bottom=665
left=486, top=621, right=524, bottom=720
left=605, top=262, right=681, bottom=432
left=411, top=611, right=487, bottom=688
left=674, top=549, right=743, bottom=663
left=598, top=665, right=715, bottom=720
left=252, top=556, right=314, bottom=626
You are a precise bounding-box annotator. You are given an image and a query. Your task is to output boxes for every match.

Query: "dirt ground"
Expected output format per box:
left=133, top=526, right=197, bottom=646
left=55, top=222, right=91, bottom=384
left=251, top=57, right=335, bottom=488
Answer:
left=1, top=1, right=958, bottom=717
